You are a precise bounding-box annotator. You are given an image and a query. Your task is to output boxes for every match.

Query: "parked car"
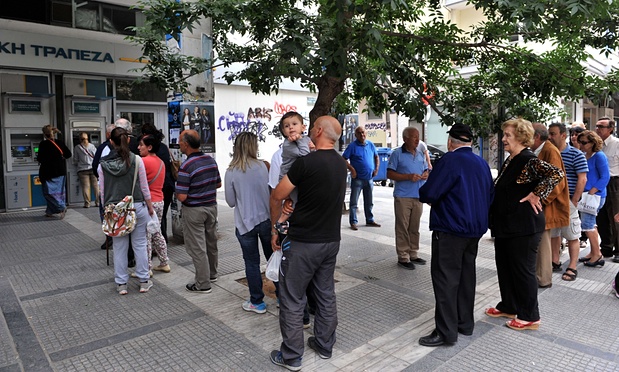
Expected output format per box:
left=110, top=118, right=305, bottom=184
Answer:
left=427, top=144, right=446, bottom=166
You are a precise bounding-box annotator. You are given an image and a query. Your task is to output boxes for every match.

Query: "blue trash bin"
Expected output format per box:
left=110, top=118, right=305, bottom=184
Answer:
left=373, top=147, right=392, bottom=186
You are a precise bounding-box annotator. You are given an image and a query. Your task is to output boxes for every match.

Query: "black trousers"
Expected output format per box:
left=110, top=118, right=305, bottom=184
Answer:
left=597, top=178, right=619, bottom=257
left=431, top=231, right=479, bottom=343
left=161, top=184, right=174, bottom=242
left=494, top=233, right=542, bottom=322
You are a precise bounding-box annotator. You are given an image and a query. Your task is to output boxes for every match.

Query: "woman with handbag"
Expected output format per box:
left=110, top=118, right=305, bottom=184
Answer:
left=38, top=125, right=72, bottom=219
left=137, top=133, right=171, bottom=274
left=99, top=127, right=155, bottom=295
left=577, top=130, right=610, bottom=268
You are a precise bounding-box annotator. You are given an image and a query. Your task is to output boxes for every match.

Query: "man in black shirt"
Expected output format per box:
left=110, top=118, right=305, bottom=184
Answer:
left=269, top=116, right=347, bottom=370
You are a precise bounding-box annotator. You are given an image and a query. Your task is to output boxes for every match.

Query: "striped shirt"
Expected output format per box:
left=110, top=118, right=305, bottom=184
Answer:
left=560, top=144, right=588, bottom=197
left=175, top=152, right=221, bottom=207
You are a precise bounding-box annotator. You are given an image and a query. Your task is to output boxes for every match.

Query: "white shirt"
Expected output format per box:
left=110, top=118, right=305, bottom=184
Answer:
left=602, top=135, right=619, bottom=177
left=268, top=147, right=283, bottom=189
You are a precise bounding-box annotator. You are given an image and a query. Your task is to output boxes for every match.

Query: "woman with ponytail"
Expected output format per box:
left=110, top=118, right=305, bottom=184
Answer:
left=38, top=125, right=72, bottom=219
left=98, top=127, right=154, bottom=295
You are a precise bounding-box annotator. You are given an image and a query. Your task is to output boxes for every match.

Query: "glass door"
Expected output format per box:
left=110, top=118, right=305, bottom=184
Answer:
left=116, top=103, right=167, bottom=141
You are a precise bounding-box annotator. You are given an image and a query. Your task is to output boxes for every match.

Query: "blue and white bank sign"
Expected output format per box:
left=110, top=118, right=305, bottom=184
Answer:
left=0, top=42, right=114, bottom=63
left=0, top=29, right=144, bottom=76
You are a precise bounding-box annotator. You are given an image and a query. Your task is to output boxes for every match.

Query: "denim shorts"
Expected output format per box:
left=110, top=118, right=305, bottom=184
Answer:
left=581, top=196, right=606, bottom=231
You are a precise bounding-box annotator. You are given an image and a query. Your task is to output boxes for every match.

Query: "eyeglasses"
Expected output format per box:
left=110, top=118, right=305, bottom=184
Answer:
left=596, top=125, right=611, bottom=129
left=578, top=140, right=590, bottom=145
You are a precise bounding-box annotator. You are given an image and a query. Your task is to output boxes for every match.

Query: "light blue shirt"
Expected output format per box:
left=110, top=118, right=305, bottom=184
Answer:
left=387, top=145, right=428, bottom=198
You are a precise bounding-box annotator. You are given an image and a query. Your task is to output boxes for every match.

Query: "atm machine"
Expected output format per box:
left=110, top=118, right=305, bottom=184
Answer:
left=4, top=129, right=47, bottom=209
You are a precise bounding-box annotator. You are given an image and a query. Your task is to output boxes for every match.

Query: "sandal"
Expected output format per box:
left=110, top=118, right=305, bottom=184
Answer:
left=562, top=267, right=578, bottom=281
left=552, top=261, right=562, bottom=272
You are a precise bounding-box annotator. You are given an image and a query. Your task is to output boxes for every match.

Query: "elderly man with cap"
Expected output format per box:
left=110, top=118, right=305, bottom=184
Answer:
left=417, top=123, right=494, bottom=346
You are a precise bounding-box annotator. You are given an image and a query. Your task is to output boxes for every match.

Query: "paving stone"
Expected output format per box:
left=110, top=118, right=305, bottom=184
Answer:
left=539, top=285, right=619, bottom=355
left=336, top=282, right=432, bottom=352
left=53, top=316, right=274, bottom=371
left=0, top=232, right=97, bottom=269
left=5, top=252, right=112, bottom=297
left=21, top=282, right=198, bottom=353
left=348, top=259, right=495, bottom=296
left=0, top=309, right=19, bottom=369
left=420, top=326, right=619, bottom=371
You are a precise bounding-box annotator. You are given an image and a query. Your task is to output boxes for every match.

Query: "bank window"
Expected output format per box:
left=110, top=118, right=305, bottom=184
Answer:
left=0, top=0, right=141, bottom=36
left=115, top=80, right=166, bottom=102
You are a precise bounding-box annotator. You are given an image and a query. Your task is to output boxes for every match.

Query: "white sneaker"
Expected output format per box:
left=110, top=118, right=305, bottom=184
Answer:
left=139, top=280, right=153, bottom=293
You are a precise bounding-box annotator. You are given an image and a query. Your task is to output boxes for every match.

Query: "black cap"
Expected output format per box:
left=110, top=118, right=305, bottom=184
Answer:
left=447, top=123, right=473, bottom=142
left=570, top=126, right=585, bottom=134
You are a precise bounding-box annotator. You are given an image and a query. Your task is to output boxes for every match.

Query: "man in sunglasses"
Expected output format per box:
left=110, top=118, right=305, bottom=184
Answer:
left=595, top=117, right=619, bottom=262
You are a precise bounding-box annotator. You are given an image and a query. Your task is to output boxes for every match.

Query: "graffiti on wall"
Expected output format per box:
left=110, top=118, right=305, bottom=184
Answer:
left=218, top=102, right=305, bottom=143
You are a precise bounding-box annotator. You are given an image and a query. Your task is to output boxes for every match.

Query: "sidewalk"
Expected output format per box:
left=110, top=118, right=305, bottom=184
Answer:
left=1, top=186, right=618, bottom=371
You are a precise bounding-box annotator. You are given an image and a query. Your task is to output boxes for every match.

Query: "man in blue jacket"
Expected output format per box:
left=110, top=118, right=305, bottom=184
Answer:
left=418, top=123, right=494, bottom=347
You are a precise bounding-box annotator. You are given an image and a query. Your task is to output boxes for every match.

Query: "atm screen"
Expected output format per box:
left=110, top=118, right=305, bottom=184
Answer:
left=11, top=145, right=32, bottom=158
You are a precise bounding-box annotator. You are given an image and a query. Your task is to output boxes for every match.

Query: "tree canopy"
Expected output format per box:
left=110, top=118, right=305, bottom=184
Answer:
left=131, top=0, right=619, bottom=135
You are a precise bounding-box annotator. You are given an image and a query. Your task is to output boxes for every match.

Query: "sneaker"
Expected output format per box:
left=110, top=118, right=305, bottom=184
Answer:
left=242, top=300, right=267, bottom=314
left=139, top=280, right=153, bottom=293
left=274, top=221, right=289, bottom=234
left=185, top=283, right=212, bottom=293
left=307, top=336, right=332, bottom=359
left=580, top=240, right=588, bottom=248
left=613, top=255, right=619, bottom=263
left=130, top=271, right=153, bottom=278
left=270, top=350, right=302, bottom=371
left=117, top=284, right=128, bottom=295
left=398, top=261, right=416, bottom=270
left=152, top=264, right=171, bottom=273
left=210, top=277, right=218, bottom=282
left=303, top=320, right=310, bottom=329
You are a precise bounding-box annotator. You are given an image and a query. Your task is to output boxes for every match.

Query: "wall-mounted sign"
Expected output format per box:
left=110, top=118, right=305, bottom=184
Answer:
left=307, top=97, right=316, bottom=105
left=10, top=99, right=42, bottom=113
left=72, top=101, right=100, bottom=114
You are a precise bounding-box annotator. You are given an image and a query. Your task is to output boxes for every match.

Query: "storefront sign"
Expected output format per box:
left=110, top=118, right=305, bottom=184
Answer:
left=10, top=100, right=41, bottom=113
left=73, top=101, right=100, bottom=114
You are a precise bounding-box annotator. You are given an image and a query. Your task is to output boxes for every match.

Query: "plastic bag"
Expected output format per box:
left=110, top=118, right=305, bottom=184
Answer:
left=147, top=213, right=160, bottom=234
left=265, top=249, right=283, bottom=282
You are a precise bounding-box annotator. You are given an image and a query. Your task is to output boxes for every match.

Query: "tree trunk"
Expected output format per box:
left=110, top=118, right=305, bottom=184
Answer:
left=308, top=75, right=346, bottom=130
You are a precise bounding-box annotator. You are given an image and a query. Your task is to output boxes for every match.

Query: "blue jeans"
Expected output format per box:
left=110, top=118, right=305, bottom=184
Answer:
left=349, top=178, right=375, bottom=225
left=236, top=219, right=274, bottom=305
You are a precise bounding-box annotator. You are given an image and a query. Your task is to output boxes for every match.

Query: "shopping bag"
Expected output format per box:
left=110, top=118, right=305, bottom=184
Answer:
left=577, top=193, right=601, bottom=215
left=265, top=249, right=283, bottom=282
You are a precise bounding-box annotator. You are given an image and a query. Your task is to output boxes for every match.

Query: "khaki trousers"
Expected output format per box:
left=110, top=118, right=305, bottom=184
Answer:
left=536, top=229, right=552, bottom=287
left=394, top=197, right=423, bottom=262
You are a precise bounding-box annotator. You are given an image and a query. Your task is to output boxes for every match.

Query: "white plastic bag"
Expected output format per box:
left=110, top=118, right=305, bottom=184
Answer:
left=266, top=249, right=283, bottom=282
left=147, top=213, right=160, bottom=234
left=577, top=193, right=601, bottom=215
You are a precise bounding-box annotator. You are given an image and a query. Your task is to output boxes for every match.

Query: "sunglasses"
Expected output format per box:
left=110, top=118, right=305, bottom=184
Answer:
left=578, top=140, right=590, bottom=145
left=596, top=125, right=611, bottom=129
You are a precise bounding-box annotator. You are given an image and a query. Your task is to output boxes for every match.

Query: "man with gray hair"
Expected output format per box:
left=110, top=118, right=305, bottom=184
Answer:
left=387, top=127, right=429, bottom=270
left=176, top=130, right=221, bottom=293
left=418, top=123, right=493, bottom=346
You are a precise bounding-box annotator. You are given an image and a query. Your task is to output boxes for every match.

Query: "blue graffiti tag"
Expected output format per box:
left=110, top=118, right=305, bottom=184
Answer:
left=218, top=112, right=269, bottom=142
